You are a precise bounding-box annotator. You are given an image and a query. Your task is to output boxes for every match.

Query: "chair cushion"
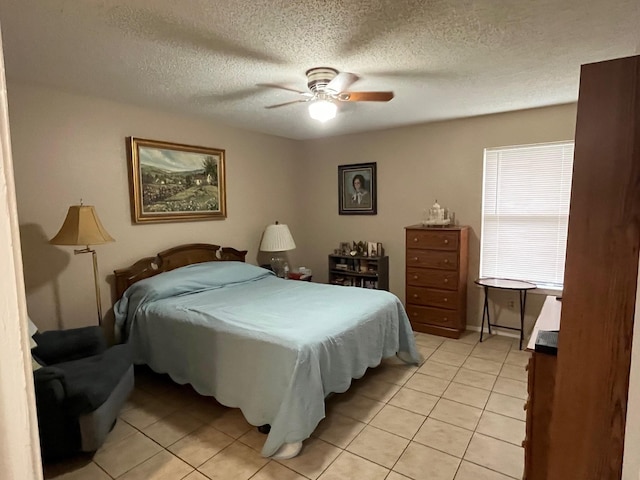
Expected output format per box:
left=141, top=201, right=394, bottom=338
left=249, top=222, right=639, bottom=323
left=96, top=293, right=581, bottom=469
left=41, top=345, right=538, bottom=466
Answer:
left=56, top=343, right=132, bottom=415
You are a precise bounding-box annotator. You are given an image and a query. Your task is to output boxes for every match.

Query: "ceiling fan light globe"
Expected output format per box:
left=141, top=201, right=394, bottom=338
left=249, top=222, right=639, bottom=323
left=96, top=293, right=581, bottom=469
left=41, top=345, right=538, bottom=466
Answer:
left=308, top=100, right=337, bottom=122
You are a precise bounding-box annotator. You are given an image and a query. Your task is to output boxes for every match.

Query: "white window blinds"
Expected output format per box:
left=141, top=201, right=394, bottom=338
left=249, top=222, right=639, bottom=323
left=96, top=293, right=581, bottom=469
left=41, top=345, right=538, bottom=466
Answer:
left=480, top=141, right=574, bottom=289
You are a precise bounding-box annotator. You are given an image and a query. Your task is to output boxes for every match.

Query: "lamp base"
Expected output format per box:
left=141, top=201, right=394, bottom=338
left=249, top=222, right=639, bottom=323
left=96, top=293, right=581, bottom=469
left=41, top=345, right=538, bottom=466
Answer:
left=270, top=255, right=287, bottom=278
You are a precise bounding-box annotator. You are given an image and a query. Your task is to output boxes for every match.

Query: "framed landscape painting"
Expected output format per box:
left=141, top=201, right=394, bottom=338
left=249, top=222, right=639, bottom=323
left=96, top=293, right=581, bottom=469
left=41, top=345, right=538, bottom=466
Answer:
left=126, top=137, right=226, bottom=223
left=338, top=162, right=377, bottom=215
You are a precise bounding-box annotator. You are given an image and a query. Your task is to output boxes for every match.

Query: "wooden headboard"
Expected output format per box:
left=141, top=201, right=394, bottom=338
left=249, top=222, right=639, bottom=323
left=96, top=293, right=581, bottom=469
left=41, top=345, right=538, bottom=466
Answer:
left=113, top=243, right=248, bottom=299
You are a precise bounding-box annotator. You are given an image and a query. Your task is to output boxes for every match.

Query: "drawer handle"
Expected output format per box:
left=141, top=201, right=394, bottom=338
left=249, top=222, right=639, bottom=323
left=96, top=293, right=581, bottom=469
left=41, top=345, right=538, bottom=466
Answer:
left=443, top=298, right=448, bottom=302
left=444, top=239, right=449, bottom=244
left=444, top=278, right=449, bottom=283
left=444, top=259, right=449, bottom=264
left=443, top=317, right=448, bottom=321
left=413, top=257, right=418, bottom=261
left=412, top=312, right=418, bottom=316
left=413, top=294, right=418, bottom=298
left=413, top=237, right=418, bottom=243
left=414, top=275, right=418, bottom=280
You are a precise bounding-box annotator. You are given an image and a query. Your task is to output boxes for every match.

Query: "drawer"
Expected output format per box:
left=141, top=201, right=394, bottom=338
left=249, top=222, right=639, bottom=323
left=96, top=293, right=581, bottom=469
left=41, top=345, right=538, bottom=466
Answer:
left=407, top=286, right=459, bottom=310
left=406, top=230, right=459, bottom=250
left=406, top=305, right=458, bottom=328
left=407, top=267, right=459, bottom=290
left=406, top=249, right=458, bottom=270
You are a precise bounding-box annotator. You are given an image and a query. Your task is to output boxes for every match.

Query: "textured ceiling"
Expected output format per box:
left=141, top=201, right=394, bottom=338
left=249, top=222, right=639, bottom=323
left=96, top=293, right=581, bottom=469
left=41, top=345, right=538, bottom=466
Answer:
left=0, top=0, right=638, bottom=140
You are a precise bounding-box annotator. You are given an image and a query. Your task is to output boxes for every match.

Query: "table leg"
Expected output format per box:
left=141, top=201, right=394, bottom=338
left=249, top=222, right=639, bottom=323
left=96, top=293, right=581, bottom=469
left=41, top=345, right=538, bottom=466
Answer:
left=480, top=286, right=490, bottom=342
left=518, top=289, right=528, bottom=350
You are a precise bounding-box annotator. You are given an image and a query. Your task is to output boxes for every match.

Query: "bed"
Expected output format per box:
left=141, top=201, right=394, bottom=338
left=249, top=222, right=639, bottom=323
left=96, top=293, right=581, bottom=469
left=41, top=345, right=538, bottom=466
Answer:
left=113, top=243, right=420, bottom=458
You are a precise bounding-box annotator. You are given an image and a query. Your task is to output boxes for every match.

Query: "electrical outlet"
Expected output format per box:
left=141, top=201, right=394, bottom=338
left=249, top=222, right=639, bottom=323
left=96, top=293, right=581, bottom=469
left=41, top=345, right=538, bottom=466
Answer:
left=507, top=300, right=515, bottom=308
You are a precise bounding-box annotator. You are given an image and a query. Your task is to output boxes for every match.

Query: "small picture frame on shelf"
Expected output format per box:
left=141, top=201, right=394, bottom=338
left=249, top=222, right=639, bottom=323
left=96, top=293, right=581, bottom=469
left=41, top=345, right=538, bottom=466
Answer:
left=367, top=241, right=378, bottom=257
left=339, top=242, right=351, bottom=255
left=377, top=242, right=384, bottom=257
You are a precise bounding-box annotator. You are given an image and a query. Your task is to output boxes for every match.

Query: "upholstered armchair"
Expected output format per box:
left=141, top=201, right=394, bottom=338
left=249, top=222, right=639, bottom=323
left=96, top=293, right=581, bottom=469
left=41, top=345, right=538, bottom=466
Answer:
left=31, top=326, right=134, bottom=462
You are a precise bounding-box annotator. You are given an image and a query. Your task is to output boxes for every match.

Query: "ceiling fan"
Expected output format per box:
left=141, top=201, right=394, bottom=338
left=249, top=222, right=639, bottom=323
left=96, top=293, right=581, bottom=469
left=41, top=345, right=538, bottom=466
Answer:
left=262, top=67, right=394, bottom=121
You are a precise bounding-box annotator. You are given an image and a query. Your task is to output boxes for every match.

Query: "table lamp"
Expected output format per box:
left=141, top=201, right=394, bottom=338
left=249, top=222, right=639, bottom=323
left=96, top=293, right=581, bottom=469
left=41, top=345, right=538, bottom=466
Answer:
left=49, top=203, right=115, bottom=325
left=260, top=221, right=296, bottom=277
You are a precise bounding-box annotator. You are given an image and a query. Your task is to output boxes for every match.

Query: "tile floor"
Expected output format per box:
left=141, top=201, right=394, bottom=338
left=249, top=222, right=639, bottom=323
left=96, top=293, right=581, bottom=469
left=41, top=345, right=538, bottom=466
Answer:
left=44, top=331, right=530, bottom=480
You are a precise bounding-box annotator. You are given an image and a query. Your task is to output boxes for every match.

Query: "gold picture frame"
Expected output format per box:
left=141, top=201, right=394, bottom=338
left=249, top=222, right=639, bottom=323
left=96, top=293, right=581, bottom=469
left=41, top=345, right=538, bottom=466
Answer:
left=126, top=137, right=226, bottom=224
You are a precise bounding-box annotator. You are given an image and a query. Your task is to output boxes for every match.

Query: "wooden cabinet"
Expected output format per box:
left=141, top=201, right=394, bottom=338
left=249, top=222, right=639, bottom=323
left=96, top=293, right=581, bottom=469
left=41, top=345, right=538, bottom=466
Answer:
left=524, top=295, right=561, bottom=480
left=404, top=225, right=469, bottom=338
left=328, top=254, right=389, bottom=290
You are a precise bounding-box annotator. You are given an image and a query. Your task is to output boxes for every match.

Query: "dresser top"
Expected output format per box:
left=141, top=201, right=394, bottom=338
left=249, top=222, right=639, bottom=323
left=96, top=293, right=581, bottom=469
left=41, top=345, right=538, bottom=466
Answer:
left=405, top=224, right=469, bottom=231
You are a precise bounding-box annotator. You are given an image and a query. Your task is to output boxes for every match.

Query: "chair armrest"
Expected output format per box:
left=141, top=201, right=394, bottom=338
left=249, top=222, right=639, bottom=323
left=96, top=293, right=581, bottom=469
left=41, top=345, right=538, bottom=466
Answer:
left=33, top=366, right=67, bottom=404
left=32, top=326, right=107, bottom=365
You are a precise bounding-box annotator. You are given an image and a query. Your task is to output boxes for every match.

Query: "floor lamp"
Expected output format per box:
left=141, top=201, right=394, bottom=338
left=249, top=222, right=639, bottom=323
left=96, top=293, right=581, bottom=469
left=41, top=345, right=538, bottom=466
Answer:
left=50, top=204, right=115, bottom=326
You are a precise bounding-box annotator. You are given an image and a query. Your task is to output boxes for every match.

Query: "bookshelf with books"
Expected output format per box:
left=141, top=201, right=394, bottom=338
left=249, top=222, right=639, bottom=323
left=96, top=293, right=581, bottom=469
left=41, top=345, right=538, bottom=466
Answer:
left=328, top=254, right=389, bottom=291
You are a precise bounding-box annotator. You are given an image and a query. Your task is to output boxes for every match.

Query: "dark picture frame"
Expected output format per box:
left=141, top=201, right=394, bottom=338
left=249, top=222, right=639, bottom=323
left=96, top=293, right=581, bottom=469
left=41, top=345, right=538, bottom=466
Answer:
left=338, top=162, right=377, bottom=215
left=126, top=137, right=226, bottom=224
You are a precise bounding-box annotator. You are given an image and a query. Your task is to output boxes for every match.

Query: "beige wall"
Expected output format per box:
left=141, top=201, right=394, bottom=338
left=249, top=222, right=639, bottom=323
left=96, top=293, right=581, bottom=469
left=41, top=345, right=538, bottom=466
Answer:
left=8, top=83, right=303, bottom=331
left=297, top=103, right=577, bottom=330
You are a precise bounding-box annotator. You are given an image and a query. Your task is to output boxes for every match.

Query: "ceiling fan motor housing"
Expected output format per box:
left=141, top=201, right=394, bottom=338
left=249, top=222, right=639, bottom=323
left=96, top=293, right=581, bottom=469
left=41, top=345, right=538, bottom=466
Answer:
left=306, top=67, right=338, bottom=93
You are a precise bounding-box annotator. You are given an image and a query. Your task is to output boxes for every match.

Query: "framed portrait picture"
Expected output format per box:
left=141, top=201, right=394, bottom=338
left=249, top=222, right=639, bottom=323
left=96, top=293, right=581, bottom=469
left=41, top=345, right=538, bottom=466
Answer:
left=338, top=162, right=377, bottom=215
left=126, top=137, right=226, bottom=223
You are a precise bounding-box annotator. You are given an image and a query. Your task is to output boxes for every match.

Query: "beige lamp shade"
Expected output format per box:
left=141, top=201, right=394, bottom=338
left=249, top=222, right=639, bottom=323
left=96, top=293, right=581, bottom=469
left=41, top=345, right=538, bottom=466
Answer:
left=50, top=205, right=115, bottom=246
left=260, top=222, right=296, bottom=252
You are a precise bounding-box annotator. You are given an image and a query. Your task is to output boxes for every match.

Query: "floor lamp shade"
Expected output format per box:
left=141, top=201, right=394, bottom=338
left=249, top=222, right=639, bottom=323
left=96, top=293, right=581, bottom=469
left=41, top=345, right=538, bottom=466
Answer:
left=50, top=205, right=114, bottom=325
left=50, top=205, right=115, bottom=246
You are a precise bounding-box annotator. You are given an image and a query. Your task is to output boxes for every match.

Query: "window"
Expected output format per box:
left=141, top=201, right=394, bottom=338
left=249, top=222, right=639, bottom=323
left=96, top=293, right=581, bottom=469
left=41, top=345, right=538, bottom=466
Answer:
left=480, top=141, right=574, bottom=289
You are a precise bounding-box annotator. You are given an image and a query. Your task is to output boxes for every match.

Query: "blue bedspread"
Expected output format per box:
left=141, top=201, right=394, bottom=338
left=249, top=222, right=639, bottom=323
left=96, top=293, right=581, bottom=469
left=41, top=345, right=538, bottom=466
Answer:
left=115, top=262, right=420, bottom=456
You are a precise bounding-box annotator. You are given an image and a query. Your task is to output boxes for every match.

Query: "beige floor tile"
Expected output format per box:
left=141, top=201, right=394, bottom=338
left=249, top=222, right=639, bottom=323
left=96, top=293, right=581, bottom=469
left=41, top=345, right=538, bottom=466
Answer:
left=485, top=393, right=526, bottom=421
left=457, top=331, right=481, bottom=345
left=238, top=428, right=267, bottom=452
left=185, top=395, right=230, bottom=424
left=414, top=334, right=445, bottom=349
left=168, top=425, right=235, bottom=468
left=464, top=433, right=524, bottom=479
left=454, top=460, right=513, bottom=480
left=318, top=451, right=389, bottom=480
left=44, top=460, right=110, bottom=480
left=462, top=356, right=503, bottom=375
left=470, top=345, right=509, bottom=363
left=416, top=345, right=437, bottom=362
left=429, top=350, right=468, bottom=367
left=452, top=369, right=497, bottom=391
left=251, top=461, right=308, bottom=480
left=477, top=336, right=514, bottom=352
left=103, top=419, right=137, bottom=449
left=492, top=378, right=527, bottom=400
left=389, top=387, right=439, bottom=417
left=346, top=425, right=409, bottom=468
left=438, top=341, right=475, bottom=356
left=429, top=399, right=482, bottom=431
left=418, top=360, right=459, bottom=381
left=443, top=382, right=490, bottom=409
left=413, top=418, right=472, bottom=458
left=368, top=364, right=416, bottom=386
left=183, top=471, right=210, bottom=480
left=476, top=411, right=526, bottom=446
left=499, top=363, right=528, bottom=382
left=405, top=372, right=451, bottom=396
left=504, top=350, right=531, bottom=367
left=370, top=404, right=426, bottom=439
left=118, top=450, right=194, bottom=480
left=394, top=442, right=460, bottom=480
left=93, top=431, right=162, bottom=478
left=277, top=437, right=342, bottom=479
left=387, top=472, right=413, bottom=480
left=197, top=442, right=268, bottom=480
left=352, top=377, right=401, bottom=403
left=119, top=399, right=179, bottom=430
left=312, top=412, right=366, bottom=448
left=122, top=388, right=155, bottom=412
left=210, top=408, right=253, bottom=438
left=142, top=410, right=205, bottom=447
left=328, top=393, right=386, bottom=423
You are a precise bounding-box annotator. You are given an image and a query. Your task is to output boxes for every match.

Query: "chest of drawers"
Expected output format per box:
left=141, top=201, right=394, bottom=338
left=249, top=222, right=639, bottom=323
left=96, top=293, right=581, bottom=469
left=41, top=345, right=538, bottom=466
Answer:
left=405, top=225, right=469, bottom=338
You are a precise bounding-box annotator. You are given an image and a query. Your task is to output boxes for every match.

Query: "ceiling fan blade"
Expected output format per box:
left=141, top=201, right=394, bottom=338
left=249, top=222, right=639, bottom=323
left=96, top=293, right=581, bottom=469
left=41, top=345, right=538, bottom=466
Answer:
left=257, top=83, right=311, bottom=95
left=326, top=72, right=360, bottom=93
left=338, top=91, right=394, bottom=102
left=265, top=99, right=310, bottom=109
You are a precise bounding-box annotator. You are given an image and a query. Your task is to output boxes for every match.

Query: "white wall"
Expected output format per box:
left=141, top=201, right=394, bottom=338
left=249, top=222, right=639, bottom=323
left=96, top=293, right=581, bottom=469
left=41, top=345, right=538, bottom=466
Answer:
left=296, top=104, right=577, bottom=329
left=8, top=83, right=303, bottom=331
